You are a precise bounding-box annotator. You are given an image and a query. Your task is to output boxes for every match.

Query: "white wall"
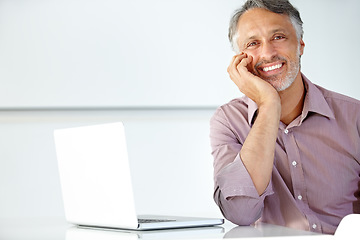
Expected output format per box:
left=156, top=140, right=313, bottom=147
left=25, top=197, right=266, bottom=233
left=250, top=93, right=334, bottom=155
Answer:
left=0, top=0, right=240, bottom=108
left=0, top=0, right=359, bottom=220
left=296, top=0, right=360, bottom=100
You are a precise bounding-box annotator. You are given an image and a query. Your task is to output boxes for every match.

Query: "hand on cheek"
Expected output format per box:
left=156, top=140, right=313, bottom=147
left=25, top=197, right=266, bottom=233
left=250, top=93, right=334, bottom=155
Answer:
left=227, top=53, right=279, bottom=107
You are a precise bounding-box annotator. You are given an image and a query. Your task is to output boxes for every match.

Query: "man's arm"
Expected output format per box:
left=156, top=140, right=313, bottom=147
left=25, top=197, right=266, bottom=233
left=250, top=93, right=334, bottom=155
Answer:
left=210, top=53, right=281, bottom=225
left=210, top=107, right=275, bottom=225
left=227, top=53, right=281, bottom=195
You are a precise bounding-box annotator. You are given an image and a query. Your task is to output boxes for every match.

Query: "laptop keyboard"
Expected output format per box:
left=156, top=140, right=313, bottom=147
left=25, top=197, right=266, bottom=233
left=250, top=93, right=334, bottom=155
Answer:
left=138, top=218, right=176, bottom=223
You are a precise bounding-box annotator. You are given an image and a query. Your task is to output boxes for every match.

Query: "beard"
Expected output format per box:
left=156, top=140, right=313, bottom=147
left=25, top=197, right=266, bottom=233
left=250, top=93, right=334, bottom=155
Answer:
left=254, top=47, right=301, bottom=92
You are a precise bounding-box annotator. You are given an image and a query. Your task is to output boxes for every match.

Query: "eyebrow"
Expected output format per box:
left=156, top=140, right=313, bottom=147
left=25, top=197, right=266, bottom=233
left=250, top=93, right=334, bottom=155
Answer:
left=270, top=28, right=289, bottom=35
left=242, top=28, right=289, bottom=43
left=239, top=27, right=290, bottom=51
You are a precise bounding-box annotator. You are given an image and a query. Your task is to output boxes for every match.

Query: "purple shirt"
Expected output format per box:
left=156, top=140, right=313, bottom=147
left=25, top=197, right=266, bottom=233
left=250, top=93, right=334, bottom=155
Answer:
left=210, top=74, right=360, bottom=234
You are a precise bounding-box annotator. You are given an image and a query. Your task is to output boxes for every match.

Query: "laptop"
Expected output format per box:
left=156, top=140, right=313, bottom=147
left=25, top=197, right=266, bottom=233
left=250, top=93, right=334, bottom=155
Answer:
left=54, top=122, right=224, bottom=231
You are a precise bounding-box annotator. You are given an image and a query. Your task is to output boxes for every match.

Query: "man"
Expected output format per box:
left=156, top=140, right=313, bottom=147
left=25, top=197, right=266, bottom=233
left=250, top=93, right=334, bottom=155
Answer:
left=210, top=0, right=360, bottom=235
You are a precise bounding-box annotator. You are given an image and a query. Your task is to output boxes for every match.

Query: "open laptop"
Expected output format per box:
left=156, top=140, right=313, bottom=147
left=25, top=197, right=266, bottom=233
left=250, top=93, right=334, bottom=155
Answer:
left=54, top=122, right=224, bottom=231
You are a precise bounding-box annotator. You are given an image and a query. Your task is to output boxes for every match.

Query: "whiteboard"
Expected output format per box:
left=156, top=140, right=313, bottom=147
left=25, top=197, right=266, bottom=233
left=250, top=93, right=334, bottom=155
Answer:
left=0, top=0, right=359, bottom=108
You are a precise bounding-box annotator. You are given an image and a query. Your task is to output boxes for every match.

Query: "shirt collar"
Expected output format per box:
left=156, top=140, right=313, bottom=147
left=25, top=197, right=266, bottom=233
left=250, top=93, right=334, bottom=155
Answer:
left=246, top=73, right=335, bottom=126
left=302, top=74, right=335, bottom=121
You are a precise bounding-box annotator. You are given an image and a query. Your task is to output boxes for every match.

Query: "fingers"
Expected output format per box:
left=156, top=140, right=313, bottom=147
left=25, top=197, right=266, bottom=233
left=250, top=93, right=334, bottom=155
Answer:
left=238, top=54, right=252, bottom=69
left=229, top=53, right=247, bottom=68
left=228, top=53, right=252, bottom=81
left=228, top=53, right=245, bottom=75
left=227, top=53, right=251, bottom=93
left=228, top=53, right=251, bottom=71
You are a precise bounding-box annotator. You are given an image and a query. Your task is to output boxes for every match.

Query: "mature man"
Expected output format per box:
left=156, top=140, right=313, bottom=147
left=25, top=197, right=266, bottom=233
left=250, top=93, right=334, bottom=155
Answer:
left=210, top=0, right=360, bottom=235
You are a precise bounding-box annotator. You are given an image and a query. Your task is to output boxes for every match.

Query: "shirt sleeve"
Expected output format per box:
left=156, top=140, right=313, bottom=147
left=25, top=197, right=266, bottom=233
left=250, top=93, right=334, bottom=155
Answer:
left=210, top=107, right=274, bottom=225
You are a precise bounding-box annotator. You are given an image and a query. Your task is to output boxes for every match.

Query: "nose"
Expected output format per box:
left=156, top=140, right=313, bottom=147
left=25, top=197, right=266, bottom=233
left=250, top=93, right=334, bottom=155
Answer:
left=260, top=41, right=277, bottom=61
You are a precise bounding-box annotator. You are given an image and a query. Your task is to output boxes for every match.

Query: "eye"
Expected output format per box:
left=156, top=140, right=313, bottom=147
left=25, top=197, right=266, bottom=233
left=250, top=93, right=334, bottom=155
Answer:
left=273, top=35, right=286, bottom=40
left=246, top=41, right=259, bottom=48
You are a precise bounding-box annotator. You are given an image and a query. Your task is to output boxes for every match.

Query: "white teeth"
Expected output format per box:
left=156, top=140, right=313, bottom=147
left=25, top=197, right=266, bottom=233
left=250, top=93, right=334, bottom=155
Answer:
left=263, top=64, right=282, bottom=72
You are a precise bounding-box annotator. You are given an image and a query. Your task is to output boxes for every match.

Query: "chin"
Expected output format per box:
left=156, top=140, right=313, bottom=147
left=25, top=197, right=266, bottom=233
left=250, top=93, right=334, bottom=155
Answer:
left=266, top=77, right=295, bottom=92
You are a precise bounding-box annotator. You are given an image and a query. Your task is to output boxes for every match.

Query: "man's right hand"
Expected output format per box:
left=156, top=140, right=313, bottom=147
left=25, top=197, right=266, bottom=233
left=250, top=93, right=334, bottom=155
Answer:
left=227, top=53, right=280, bottom=108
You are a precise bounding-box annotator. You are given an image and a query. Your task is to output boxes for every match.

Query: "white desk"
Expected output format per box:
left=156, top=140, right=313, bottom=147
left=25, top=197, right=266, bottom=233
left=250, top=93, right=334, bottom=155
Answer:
left=0, top=218, right=333, bottom=240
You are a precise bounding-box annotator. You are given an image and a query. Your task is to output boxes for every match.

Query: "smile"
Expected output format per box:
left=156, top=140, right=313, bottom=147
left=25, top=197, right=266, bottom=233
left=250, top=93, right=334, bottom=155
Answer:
left=262, top=63, right=283, bottom=72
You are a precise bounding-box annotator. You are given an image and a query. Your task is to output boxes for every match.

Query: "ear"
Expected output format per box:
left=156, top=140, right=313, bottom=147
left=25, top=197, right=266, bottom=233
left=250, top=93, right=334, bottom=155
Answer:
left=299, top=39, right=305, bottom=56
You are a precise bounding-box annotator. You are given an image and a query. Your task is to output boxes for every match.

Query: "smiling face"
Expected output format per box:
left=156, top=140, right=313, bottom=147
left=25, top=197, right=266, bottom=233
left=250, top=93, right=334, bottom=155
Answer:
left=236, top=8, right=305, bottom=91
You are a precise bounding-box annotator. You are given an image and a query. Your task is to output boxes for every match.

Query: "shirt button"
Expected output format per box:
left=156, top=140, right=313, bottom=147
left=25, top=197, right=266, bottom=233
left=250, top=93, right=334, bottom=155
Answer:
left=292, top=161, right=297, bottom=167
left=312, top=224, right=317, bottom=229
left=284, top=129, right=289, bottom=134
left=297, top=195, right=303, bottom=200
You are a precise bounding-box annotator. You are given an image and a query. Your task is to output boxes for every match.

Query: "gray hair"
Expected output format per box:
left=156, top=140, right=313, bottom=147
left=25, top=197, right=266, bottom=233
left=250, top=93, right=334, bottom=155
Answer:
left=229, top=0, right=304, bottom=53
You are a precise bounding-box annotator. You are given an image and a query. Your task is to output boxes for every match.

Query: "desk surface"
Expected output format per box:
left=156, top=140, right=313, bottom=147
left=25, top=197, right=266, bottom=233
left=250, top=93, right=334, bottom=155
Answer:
left=0, top=218, right=333, bottom=240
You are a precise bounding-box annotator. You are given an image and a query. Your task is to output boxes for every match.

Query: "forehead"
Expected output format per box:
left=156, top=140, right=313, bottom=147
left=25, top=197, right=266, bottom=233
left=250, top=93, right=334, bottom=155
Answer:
left=237, top=8, right=296, bottom=41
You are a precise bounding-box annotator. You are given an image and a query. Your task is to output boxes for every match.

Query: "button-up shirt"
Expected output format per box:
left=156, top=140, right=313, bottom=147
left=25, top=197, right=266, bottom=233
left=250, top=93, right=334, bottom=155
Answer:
left=210, top=74, right=360, bottom=234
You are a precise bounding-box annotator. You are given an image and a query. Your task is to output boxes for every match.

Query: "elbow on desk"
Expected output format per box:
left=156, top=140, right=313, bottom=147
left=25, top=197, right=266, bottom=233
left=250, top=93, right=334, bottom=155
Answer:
left=215, top=190, right=263, bottom=226
left=222, top=203, right=262, bottom=226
